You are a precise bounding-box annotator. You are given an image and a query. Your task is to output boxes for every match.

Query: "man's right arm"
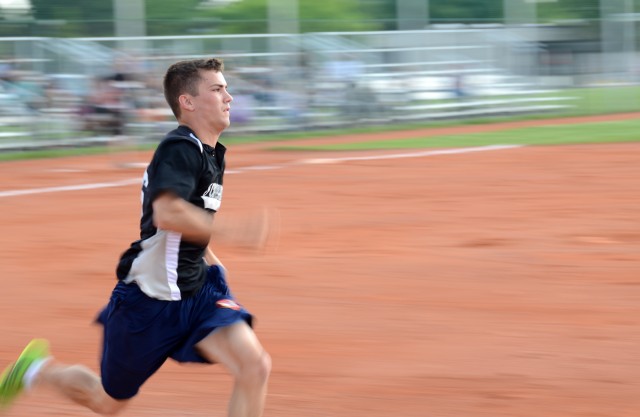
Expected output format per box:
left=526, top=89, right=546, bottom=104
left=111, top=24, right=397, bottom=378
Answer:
left=152, top=191, right=214, bottom=246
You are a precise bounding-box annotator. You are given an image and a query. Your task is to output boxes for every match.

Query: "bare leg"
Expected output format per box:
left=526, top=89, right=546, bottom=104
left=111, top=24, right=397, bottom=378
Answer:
left=36, top=361, right=129, bottom=416
left=196, top=321, right=271, bottom=417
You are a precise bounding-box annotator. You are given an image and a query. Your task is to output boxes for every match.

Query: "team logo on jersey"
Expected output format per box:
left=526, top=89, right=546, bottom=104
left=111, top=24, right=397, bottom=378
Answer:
left=202, top=183, right=223, bottom=211
left=216, top=299, right=241, bottom=310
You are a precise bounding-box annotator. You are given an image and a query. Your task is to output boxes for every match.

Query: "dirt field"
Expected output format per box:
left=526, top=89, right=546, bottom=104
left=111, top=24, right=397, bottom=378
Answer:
left=1, top=116, right=639, bottom=417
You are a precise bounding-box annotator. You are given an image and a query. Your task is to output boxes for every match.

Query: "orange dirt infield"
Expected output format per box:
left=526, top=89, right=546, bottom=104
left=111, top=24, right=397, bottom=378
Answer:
left=1, top=117, right=639, bottom=417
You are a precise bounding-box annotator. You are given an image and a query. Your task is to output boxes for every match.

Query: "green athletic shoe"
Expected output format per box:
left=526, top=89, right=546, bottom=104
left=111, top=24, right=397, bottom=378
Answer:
left=0, top=339, right=50, bottom=409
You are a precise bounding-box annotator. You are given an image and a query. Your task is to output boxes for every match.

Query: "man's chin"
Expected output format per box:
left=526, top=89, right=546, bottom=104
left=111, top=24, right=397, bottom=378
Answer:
left=215, top=120, right=231, bottom=132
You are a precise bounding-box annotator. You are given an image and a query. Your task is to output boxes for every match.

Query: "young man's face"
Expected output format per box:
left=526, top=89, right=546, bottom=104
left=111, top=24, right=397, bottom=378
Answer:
left=191, top=69, right=233, bottom=132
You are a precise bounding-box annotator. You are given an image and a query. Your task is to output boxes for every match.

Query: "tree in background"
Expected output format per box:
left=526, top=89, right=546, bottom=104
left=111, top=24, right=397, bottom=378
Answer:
left=536, top=0, right=601, bottom=23
left=30, top=0, right=114, bottom=36
left=203, top=0, right=380, bottom=34
left=430, top=0, right=503, bottom=24
left=145, top=0, right=203, bottom=36
left=197, top=0, right=268, bottom=33
left=1, top=0, right=637, bottom=37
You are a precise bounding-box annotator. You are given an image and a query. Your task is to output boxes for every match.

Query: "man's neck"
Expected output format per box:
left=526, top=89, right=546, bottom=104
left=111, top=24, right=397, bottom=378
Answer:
left=179, top=120, right=220, bottom=147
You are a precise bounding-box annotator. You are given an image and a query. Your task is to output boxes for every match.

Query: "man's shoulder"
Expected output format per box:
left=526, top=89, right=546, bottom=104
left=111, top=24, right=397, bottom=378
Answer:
left=149, top=132, right=205, bottom=169
left=160, top=127, right=204, bottom=154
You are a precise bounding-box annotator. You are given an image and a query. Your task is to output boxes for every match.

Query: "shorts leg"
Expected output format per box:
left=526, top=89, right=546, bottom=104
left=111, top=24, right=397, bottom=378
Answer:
left=170, top=266, right=253, bottom=363
left=97, top=282, right=178, bottom=400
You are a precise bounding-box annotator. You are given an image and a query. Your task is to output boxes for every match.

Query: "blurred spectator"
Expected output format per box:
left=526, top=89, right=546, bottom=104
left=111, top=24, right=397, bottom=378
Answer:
left=451, top=65, right=468, bottom=100
left=80, top=77, right=129, bottom=135
left=345, top=81, right=378, bottom=122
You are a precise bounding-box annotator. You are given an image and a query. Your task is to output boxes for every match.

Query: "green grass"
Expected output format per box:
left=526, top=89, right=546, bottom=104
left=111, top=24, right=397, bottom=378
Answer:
left=558, top=85, right=640, bottom=116
left=0, top=146, right=113, bottom=162
left=222, top=118, right=475, bottom=144
left=271, top=119, right=640, bottom=151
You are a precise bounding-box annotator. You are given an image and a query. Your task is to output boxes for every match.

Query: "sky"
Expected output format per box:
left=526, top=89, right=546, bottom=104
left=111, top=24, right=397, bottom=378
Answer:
left=0, top=0, right=30, bottom=9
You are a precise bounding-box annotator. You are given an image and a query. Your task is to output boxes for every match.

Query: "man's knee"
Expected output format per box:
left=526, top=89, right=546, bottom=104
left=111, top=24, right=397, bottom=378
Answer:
left=47, top=363, right=130, bottom=416
left=240, top=350, right=271, bottom=384
left=257, top=350, right=272, bottom=382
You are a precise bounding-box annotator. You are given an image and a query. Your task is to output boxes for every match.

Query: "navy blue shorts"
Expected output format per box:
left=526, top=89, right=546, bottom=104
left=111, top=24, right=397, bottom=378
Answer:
left=96, top=265, right=252, bottom=400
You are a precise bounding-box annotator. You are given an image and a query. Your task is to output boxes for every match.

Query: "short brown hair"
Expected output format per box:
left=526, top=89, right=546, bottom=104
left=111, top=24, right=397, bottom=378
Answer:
left=163, top=58, right=224, bottom=118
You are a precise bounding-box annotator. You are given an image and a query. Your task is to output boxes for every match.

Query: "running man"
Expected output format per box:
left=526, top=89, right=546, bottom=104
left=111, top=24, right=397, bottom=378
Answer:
left=0, top=58, right=271, bottom=417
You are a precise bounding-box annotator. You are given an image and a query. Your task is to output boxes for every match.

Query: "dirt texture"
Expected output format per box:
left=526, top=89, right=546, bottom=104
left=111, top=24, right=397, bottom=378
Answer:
left=0, top=114, right=639, bottom=417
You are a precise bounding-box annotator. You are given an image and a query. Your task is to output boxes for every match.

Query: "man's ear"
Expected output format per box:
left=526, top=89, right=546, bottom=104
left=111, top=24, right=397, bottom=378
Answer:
left=179, top=94, right=194, bottom=112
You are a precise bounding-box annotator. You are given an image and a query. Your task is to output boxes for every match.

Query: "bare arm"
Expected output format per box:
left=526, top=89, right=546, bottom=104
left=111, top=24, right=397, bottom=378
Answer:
left=152, top=191, right=214, bottom=246
left=153, top=192, right=228, bottom=270
left=153, top=191, right=274, bottom=256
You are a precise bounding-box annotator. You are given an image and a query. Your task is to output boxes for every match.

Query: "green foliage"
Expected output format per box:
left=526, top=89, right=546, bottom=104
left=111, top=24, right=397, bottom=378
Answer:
left=357, top=0, right=397, bottom=29
left=200, top=0, right=269, bottom=34
left=536, top=0, right=601, bottom=22
left=3, top=0, right=633, bottom=37
left=298, top=0, right=381, bottom=32
left=30, top=0, right=114, bottom=36
left=205, top=0, right=382, bottom=34
left=145, top=0, right=206, bottom=35
left=430, top=0, right=503, bottom=23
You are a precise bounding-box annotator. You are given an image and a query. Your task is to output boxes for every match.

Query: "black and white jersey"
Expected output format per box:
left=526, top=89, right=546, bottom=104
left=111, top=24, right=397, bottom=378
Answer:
left=116, top=125, right=226, bottom=300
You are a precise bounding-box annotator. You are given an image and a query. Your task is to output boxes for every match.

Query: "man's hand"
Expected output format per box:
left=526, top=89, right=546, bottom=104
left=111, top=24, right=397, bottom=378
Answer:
left=212, top=206, right=280, bottom=252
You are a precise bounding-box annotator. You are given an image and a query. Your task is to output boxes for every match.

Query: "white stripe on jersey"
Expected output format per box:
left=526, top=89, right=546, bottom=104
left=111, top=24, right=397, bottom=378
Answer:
left=165, top=231, right=182, bottom=301
left=124, top=229, right=184, bottom=300
left=189, top=133, right=204, bottom=153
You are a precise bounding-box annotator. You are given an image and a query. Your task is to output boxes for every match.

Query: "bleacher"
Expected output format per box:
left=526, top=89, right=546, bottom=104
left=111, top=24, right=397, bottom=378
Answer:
left=0, top=30, right=581, bottom=151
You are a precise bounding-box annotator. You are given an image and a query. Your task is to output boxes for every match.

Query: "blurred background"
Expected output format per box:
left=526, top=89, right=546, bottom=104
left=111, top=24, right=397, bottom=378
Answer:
left=0, top=0, right=638, bottom=151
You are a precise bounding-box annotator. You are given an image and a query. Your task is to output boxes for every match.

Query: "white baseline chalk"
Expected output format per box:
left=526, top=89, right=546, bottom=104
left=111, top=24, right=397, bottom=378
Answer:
left=0, top=145, right=521, bottom=199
